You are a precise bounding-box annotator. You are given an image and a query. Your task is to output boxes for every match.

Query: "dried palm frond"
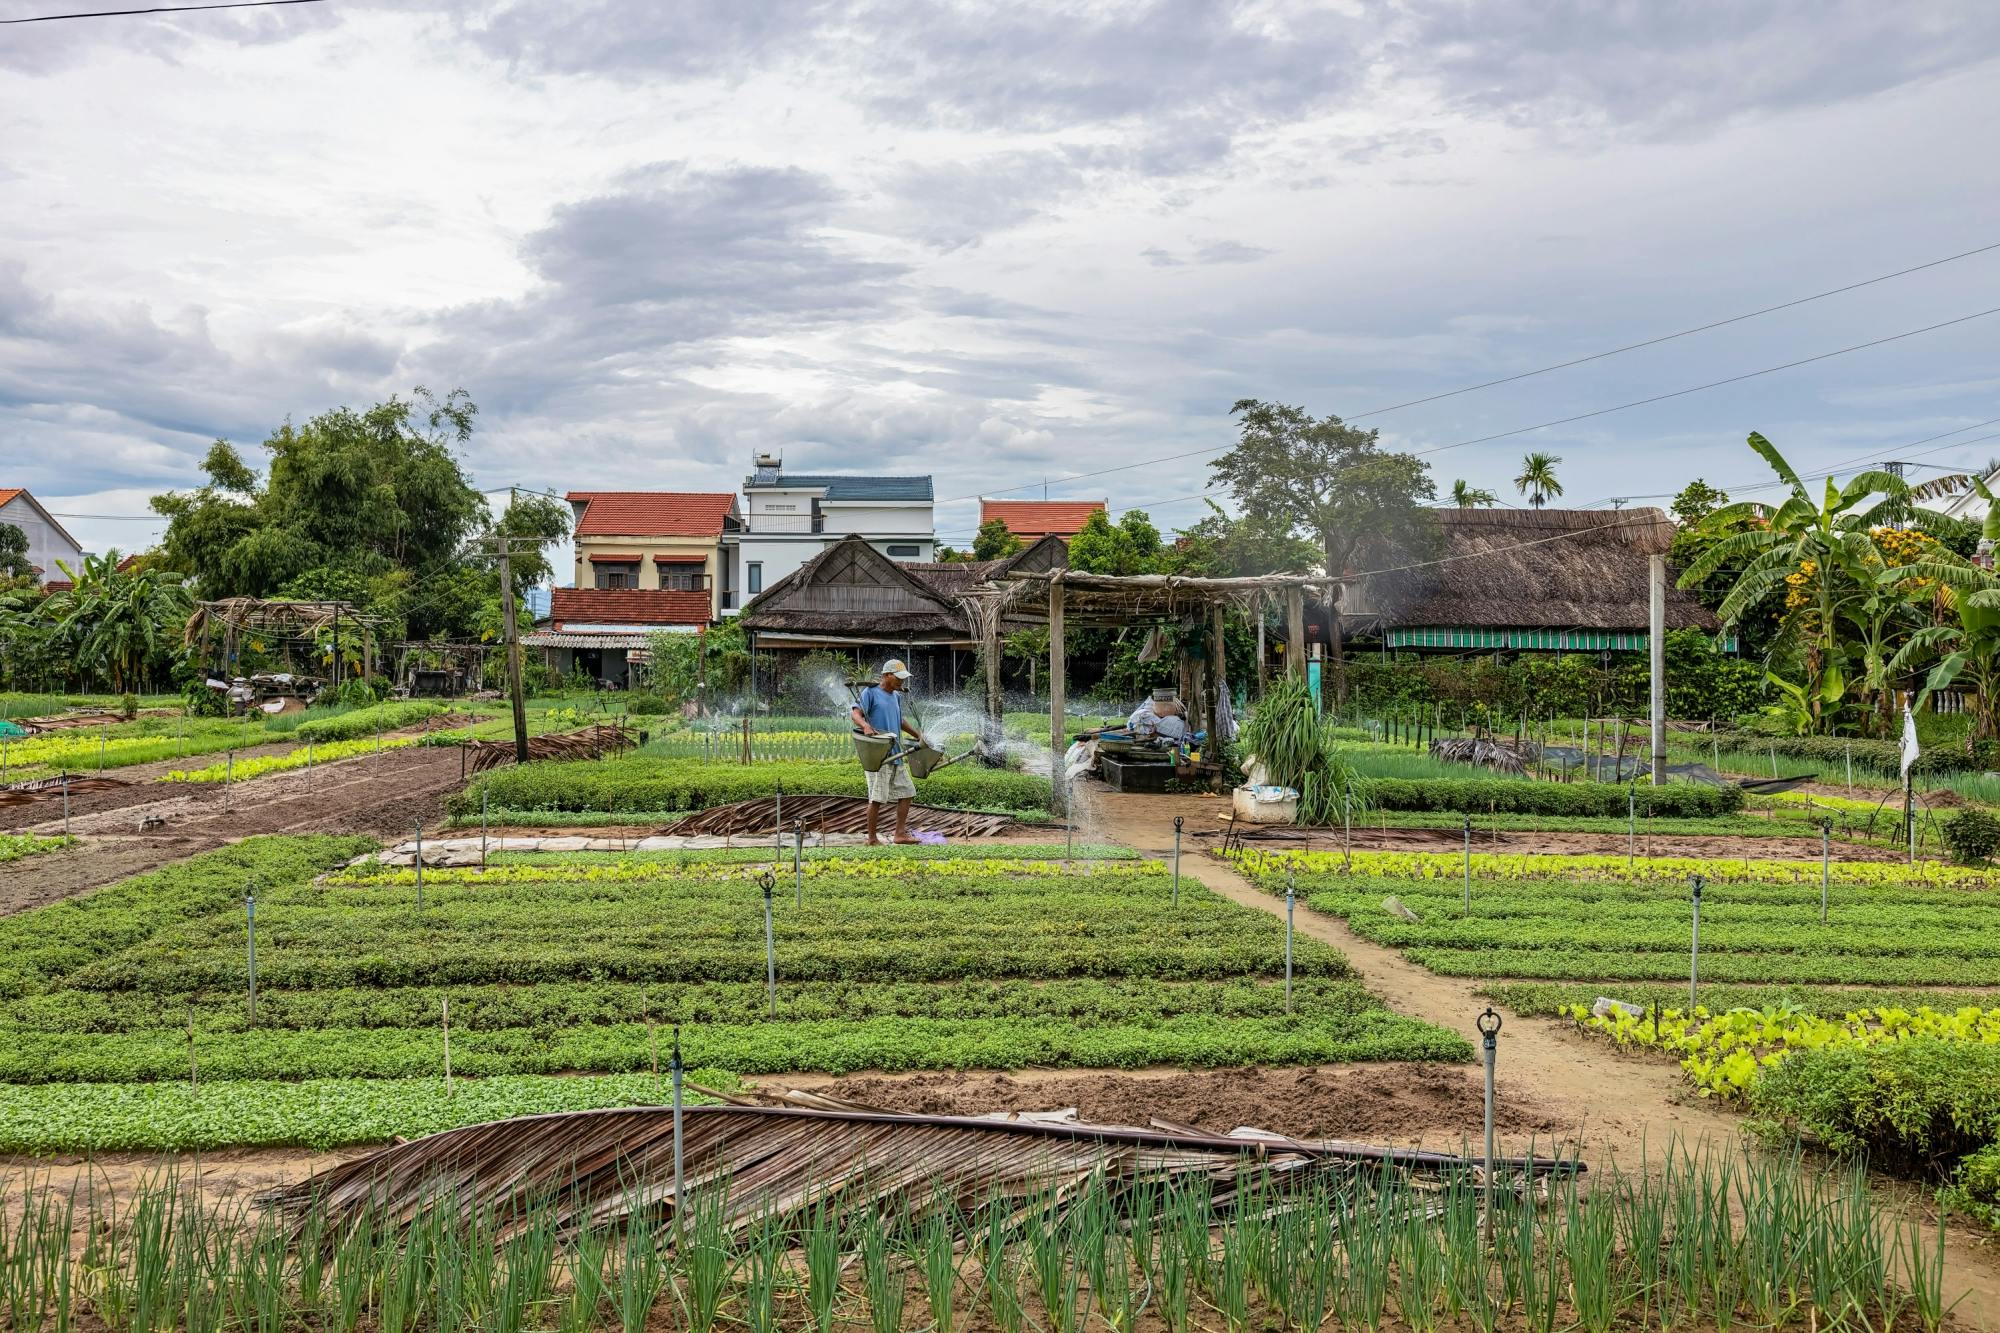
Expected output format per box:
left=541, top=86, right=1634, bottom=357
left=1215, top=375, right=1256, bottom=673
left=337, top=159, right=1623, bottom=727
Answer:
left=1430, top=736, right=1537, bottom=776
left=265, top=1105, right=1577, bottom=1242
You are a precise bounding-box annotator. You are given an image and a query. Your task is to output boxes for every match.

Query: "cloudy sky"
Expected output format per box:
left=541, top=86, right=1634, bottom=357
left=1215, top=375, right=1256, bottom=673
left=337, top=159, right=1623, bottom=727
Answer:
left=5, top=0, right=1999, bottom=567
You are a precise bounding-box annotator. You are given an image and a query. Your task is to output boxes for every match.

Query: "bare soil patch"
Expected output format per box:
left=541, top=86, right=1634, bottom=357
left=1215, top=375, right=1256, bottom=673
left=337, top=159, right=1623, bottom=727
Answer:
left=763, top=1063, right=1570, bottom=1149
left=0, top=743, right=478, bottom=913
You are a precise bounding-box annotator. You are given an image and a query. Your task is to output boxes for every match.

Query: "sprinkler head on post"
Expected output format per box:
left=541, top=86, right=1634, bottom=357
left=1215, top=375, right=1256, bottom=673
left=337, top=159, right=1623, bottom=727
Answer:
left=1173, top=815, right=1183, bottom=833
left=1690, top=874, right=1704, bottom=902
left=671, top=1024, right=683, bottom=1071
left=1476, top=1007, right=1502, bottom=1042
left=759, top=870, right=775, bottom=902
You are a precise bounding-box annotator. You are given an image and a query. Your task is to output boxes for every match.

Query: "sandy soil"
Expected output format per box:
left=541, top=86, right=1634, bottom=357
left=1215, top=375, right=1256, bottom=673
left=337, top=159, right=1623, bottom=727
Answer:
left=756, top=1063, right=1573, bottom=1153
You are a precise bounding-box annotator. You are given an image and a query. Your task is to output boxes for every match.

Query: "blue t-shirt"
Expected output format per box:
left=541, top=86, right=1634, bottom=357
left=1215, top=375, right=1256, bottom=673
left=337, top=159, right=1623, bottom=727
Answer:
left=856, top=685, right=904, bottom=739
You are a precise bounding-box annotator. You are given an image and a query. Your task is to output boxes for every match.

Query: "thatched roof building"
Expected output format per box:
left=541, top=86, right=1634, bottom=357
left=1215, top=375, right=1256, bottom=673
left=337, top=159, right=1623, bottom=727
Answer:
left=737, top=535, right=1006, bottom=649
left=1350, top=507, right=1727, bottom=651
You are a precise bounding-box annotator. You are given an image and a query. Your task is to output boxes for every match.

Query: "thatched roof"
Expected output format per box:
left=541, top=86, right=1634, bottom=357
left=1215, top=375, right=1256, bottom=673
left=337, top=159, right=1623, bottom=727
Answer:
left=739, top=537, right=1008, bottom=640
left=1356, top=507, right=1720, bottom=634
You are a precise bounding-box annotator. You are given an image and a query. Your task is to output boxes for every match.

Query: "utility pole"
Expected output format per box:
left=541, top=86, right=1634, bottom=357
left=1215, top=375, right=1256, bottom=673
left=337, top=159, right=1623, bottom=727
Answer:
left=496, top=537, right=530, bottom=764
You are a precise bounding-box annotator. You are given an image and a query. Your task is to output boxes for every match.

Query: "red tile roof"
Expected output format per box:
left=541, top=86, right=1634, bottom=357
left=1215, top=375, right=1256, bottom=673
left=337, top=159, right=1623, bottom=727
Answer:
left=567, top=491, right=737, bottom=538
left=980, top=499, right=1106, bottom=538
left=0, top=489, right=22, bottom=509
left=551, top=587, right=712, bottom=628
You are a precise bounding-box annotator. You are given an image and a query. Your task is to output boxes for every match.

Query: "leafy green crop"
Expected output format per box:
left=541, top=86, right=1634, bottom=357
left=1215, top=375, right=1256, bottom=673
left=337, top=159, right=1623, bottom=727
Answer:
left=450, top=756, right=1051, bottom=816
left=0, top=1073, right=732, bottom=1153
left=293, top=700, right=446, bottom=743
left=0, top=833, right=72, bottom=864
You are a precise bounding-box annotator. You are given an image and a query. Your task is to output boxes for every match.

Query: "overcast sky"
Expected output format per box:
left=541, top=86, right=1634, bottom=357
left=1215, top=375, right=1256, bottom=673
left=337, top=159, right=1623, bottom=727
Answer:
left=5, top=0, right=1999, bottom=567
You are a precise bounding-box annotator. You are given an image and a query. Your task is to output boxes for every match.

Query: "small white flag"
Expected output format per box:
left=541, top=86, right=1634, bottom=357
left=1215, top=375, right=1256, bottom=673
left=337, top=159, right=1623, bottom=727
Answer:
left=1900, top=703, right=1921, bottom=780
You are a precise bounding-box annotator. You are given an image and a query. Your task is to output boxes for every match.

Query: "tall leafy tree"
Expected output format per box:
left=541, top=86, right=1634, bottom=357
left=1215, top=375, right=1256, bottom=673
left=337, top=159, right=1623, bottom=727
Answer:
left=0, top=523, right=31, bottom=581
left=1209, top=400, right=1436, bottom=702
left=1514, top=452, right=1564, bottom=508
left=1449, top=479, right=1497, bottom=508
left=970, top=518, right=1025, bottom=562
left=151, top=388, right=489, bottom=598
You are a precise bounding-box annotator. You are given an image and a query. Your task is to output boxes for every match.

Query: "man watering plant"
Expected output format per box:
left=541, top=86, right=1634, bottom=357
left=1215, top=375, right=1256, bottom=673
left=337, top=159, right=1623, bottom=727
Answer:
left=852, top=659, right=926, bottom=845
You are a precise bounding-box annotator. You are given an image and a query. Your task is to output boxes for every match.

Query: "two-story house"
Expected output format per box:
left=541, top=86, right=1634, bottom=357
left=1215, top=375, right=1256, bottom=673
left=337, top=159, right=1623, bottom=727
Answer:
left=527, top=492, right=743, bottom=687
left=0, top=488, right=85, bottom=587
left=727, top=455, right=935, bottom=612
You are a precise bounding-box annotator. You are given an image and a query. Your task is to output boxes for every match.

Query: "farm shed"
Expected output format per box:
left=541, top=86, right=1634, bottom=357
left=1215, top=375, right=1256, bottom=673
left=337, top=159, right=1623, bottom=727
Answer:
left=737, top=535, right=1028, bottom=693
left=1348, top=507, right=1731, bottom=654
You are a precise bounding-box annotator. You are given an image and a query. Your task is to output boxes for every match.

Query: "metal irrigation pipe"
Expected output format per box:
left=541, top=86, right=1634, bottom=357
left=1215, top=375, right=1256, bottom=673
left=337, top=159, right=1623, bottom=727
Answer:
left=1284, top=867, right=1296, bottom=1015
left=245, top=891, right=258, bottom=1026
left=793, top=820, right=804, bottom=908
left=1172, top=815, right=1183, bottom=908
left=671, top=1024, right=686, bottom=1233
left=760, top=870, right=777, bottom=1017
left=1688, top=875, right=1705, bottom=1008
left=1478, top=1007, right=1503, bottom=1244
left=1462, top=813, right=1472, bottom=914
left=1820, top=817, right=1831, bottom=924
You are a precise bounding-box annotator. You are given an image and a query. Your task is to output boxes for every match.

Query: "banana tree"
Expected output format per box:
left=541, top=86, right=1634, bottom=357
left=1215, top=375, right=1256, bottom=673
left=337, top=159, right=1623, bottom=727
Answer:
left=1679, top=432, right=1911, bottom=732
left=1895, top=472, right=2000, bottom=740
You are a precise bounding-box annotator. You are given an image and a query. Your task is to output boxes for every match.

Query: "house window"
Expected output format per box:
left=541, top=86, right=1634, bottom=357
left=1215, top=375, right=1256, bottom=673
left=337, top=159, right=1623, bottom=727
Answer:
left=765, top=503, right=797, bottom=512
left=747, top=561, right=763, bottom=595
left=659, top=566, right=704, bottom=592
left=887, top=544, right=920, bottom=558
left=594, top=563, right=638, bottom=589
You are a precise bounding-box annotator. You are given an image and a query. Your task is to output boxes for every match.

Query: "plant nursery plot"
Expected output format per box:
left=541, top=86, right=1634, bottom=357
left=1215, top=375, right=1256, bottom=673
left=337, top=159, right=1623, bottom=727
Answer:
left=0, top=838, right=1465, bottom=1151
left=1231, top=848, right=2000, bottom=987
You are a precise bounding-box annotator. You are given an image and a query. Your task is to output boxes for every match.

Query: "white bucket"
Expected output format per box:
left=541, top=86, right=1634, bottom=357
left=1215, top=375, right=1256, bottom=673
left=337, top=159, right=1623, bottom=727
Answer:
left=1231, top=783, right=1300, bottom=825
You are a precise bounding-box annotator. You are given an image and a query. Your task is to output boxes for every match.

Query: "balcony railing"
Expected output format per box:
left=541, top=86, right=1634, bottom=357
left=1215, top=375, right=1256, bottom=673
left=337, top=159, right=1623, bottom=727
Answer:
left=742, top=515, right=821, bottom=534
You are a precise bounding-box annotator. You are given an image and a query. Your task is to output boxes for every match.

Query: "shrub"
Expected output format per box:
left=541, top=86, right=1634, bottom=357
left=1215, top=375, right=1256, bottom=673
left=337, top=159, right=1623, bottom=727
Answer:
left=1941, top=1142, right=2000, bottom=1232
left=450, top=757, right=1052, bottom=817
left=625, top=693, right=671, bottom=716
left=1943, top=809, right=2000, bottom=865
left=118, top=692, right=138, bottom=720
left=1362, top=777, right=1743, bottom=819
left=294, top=700, right=444, bottom=743
left=1748, top=1039, right=2000, bottom=1167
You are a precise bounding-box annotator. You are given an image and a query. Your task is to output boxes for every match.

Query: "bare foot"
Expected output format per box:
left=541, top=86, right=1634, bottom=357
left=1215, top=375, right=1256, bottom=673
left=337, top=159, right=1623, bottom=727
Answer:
left=893, top=835, right=920, bottom=845
left=866, top=838, right=883, bottom=846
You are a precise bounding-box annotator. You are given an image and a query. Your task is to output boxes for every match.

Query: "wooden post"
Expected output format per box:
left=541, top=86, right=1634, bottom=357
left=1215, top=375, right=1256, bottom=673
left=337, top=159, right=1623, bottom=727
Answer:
left=1285, top=587, right=1306, bottom=679
left=1256, top=604, right=1268, bottom=694
left=1048, top=576, right=1066, bottom=812
left=1210, top=602, right=1227, bottom=742
left=1649, top=554, right=1667, bottom=785
left=983, top=614, right=1002, bottom=723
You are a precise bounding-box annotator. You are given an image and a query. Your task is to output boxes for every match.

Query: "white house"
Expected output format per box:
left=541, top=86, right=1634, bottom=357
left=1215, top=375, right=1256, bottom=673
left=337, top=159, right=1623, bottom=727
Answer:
left=0, top=488, right=85, bottom=586
left=724, top=455, right=934, bottom=613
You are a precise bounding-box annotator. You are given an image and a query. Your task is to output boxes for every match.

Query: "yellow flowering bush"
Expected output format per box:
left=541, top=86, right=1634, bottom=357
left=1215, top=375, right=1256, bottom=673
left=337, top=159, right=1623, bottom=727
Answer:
left=162, top=735, right=416, bottom=783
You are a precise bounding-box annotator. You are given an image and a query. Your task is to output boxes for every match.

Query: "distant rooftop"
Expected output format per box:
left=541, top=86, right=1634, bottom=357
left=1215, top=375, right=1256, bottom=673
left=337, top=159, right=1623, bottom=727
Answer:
left=980, top=498, right=1106, bottom=538
left=566, top=492, right=739, bottom=538
left=744, top=473, right=934, bottom=502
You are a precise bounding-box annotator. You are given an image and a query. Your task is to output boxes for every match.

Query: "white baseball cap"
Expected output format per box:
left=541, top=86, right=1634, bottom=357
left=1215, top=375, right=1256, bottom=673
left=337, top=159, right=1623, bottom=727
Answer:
left=880, top=658, right=913, bottom=680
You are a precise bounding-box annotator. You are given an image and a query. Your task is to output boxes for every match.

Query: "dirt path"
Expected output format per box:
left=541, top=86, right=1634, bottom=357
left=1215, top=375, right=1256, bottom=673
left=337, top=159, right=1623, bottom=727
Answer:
left=1089, top=789, right=2000, bottom=1319
left=0, top=744, right=477, bottom=913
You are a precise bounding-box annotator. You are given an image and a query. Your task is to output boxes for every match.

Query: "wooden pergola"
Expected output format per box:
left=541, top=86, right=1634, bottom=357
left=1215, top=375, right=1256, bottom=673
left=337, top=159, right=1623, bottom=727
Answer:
left=955, top=545, right=1347, bottom=781
left=185, top=598, right=389, bottom=681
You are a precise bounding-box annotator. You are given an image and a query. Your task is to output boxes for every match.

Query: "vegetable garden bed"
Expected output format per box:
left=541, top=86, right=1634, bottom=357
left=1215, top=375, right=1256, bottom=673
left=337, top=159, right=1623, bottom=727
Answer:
left=0, top=836, right=1464, bottom=1152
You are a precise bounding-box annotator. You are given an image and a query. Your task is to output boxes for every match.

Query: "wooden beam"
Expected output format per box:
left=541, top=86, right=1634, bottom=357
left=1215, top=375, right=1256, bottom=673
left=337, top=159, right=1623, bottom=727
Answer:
left=1256, top=604, right=1268, bottom=694
left=1286, top=587, right=1305, bottom=679
left=1048, top=577, right=1066, bottom=814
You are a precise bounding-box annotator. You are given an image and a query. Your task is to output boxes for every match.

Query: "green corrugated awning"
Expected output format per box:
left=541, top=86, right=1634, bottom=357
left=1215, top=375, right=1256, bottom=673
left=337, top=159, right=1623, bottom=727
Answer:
left=1384, top=627, right=1739, bottom=652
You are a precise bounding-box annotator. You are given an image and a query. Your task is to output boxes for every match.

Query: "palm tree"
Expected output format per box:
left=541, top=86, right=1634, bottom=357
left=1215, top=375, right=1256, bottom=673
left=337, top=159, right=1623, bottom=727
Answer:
left=1514, top=453, right=1563, bottom=508
left=1450, top=479, right=1497, bottom=508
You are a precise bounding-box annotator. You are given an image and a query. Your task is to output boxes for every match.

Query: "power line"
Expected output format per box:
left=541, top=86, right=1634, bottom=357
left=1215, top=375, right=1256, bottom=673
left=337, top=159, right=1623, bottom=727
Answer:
left=1, top=0, right=321, bottom=22
left=948, top=242, right=2000, bottom=504
left=1344, top=240, right=2000, bottom=422
left=1409, top=307, right=2000, bottom=458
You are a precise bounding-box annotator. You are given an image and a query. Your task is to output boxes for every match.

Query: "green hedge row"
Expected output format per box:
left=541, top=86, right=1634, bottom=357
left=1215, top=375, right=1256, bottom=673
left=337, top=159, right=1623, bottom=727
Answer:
left=293, top=700, right=445, bottom=743
left=1363, top=777, right=1744, bottom=818
left=449, top=757, right=1053, bottom=817
left=1751, top=1038, right=2000, bottom=1169
left=1731, top=732, right=1978, bottom=776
